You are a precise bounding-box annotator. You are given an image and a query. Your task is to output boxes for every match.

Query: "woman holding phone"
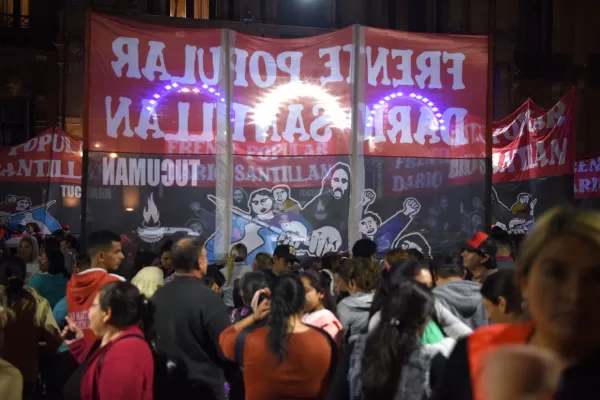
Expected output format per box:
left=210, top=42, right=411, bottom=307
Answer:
left=62, top=281, right=154, bottom=400
left=219, top=273, right=336, bottom=400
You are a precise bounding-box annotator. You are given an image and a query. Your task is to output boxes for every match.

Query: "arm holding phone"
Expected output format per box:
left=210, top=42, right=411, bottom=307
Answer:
left=219, top=288, right=272, bottom=361
left=61, top=316, right=91, bottom=364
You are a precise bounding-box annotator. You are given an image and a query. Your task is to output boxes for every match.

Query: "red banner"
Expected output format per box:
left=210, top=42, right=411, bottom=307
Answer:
left=491, top=89, right=575, bottom=183
left=364, top=28, right=488, bottom=158
left=86, top=14, right=488, bottom=158
left=0, top=128, right=82, bottom=185
left=575, top=155, right=600, bottom=199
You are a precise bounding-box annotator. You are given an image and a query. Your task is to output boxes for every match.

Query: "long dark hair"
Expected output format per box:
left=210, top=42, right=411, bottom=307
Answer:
left=480, top=269, right=522, bottom=315
left=361, top=279, right=434, bottom=399
left=299, top=270, right=336, bottom=314
left=46, top=250, right=70, bottom=278
left=98, top=281, right=155, bottom=341
left=239, top=271, right=268, bottom=306
left=370, top=259, right=422, bottom=318
left=266, top=273, right=305, bottom=363
left=0, top=256, right=29, bottom=304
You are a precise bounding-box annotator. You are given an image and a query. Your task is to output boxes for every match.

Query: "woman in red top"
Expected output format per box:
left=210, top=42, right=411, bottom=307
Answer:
left=220, top=273, right=335, bottom=400
left=62, top=281, right=154, bottom=400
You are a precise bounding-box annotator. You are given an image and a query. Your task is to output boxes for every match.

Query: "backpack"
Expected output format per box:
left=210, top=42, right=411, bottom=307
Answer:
left=232, top=322, right=338, bottom=397
left=95, top=334, right=189, bottom=400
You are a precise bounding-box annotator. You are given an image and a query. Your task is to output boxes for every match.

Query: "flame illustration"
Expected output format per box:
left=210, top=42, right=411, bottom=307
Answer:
left=143, top=194, right=160, bottom=226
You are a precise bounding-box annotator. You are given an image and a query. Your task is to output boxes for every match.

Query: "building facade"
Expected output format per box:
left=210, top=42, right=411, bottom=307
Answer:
left=1, top=0, right=598, bottom=154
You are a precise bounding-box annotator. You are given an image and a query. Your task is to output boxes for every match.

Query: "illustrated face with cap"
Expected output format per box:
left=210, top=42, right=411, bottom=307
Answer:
left=272, top=187, right=289, bottom=204
left=330, top=168, right=349, bottom=200
left=518, top=194, right=531, bottom=205
left=359, top=214, right=379, bottom=237
left=249, top=190, right=274, bottom=220
left=15, top=197, right=31, bottom=212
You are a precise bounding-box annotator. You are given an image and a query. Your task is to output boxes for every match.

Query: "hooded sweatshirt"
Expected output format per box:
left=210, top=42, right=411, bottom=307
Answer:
left=336, top=291, right=373, bottom=343
left=66, top=268, right=124, bottom=343
left=433, top=280, right=487, bottom=329
left=220, top=261, right=252, bottom=308
left=346, top=311, right=456, bottom=400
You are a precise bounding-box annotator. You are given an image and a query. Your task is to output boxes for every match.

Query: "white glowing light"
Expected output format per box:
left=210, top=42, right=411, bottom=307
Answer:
left=253, top=82, right=350, bottom=130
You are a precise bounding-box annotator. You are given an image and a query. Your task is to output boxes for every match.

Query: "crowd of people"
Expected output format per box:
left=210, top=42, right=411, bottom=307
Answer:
left=1, top=205, right=600, bottom=399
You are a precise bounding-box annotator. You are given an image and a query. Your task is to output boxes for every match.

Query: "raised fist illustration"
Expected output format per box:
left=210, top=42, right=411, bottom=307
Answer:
left=530, top=199, right=538, bottom=213
left=362, top=189, right=376, bottom=207
left=402, top=198, right=421, bottom=217
left=308, top=226, right=342, bottom=256
left=277, top=221, right=308, bottom=249
left=508, top=218, right=529, bottom=235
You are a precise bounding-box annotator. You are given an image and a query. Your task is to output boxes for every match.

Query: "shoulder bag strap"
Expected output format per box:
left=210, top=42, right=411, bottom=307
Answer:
left=93, top=334, right=145, bottom=399
left=233, top=320, right=266, bottom=369
left=307, top=325, right=338, bottom=379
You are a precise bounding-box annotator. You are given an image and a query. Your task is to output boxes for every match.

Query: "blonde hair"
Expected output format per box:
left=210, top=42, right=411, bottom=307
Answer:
left=226, top=243, right=248, bottom=284
left=254, top=252, right=273, bottom=270
left=517, top=206, right=600, bottom=280
left=132, top=266, right=164, bottom=298
left=19, top=236, right=39, bottom=263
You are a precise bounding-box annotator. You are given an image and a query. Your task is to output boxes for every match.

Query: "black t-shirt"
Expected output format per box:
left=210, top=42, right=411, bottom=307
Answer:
left=152, top=275, right=233, bottom=400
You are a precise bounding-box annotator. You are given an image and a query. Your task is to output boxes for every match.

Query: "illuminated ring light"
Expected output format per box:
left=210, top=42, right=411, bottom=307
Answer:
left=144, top=82, right=226, bottom=116
left=253, top=82, right=351, bottom=131
left=367, top=92, right=445, bottom=132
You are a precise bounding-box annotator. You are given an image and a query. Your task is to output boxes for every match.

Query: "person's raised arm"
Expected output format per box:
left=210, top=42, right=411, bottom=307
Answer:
left=219, top=288, right=271, bottom=361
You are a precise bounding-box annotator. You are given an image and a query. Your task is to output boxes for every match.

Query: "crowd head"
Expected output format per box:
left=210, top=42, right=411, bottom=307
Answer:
left=170, top=237, right=208, bottom=277
left=91, top=281, right=153, bottom=340
left=517, top=207, right=600, bottom=359
left=87, top=230, right=124, bottom=271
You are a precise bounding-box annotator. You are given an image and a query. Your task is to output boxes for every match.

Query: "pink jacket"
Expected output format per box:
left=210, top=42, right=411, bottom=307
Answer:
left=302, top=309, right=343, bottom=347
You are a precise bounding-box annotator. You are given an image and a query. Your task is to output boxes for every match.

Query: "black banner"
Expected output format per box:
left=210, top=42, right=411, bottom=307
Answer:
left=492, top=175, right=573, bottom=235
left=0, top=182, right=81, bottom=237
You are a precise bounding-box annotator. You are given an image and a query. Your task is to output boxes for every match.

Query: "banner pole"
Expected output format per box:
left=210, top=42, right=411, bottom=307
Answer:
left=484, top=0, right=496, bottom=233
left=81, top=9, right=92, bottom=248
left=348, top=25, right=366, bottom=253
left=215, top=28, right=234, bottom=261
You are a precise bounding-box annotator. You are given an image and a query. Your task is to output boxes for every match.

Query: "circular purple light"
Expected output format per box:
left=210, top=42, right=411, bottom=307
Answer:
left=144, top=83, right=223, bottom=115
left=368, top=91, right=445, bottom=131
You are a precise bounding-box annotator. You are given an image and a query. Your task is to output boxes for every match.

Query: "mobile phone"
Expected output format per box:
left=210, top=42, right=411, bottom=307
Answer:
left=64, top=328, right=77, bottom=341
left=258, top=292, right=270, bottom=306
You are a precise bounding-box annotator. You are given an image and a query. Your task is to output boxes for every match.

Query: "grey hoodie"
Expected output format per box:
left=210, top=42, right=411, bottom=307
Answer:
left=337, top=291, right=374, bottom=343
left=433, top=280, right=488, bottom=329
left=220, top=261, right=252, bottom=308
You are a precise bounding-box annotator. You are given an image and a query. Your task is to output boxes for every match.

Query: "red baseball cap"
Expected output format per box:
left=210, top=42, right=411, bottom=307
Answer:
left=459, top=232, right=497, bottom=259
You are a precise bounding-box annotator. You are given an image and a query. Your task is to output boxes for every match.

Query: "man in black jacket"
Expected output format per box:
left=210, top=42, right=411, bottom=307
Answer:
left=152, top=236, right=233, bottom=400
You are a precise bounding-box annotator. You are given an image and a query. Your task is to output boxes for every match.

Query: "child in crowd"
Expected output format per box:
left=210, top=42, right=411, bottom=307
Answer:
left=203, top=267, right=226, bottom=297
left=230, top=271, right=268, bottom=323
left=300, top=270, right=343, bottom=346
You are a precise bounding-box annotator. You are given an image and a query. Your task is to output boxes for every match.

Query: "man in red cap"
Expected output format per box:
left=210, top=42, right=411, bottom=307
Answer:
left=459, top=232, right=498, bottom=284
